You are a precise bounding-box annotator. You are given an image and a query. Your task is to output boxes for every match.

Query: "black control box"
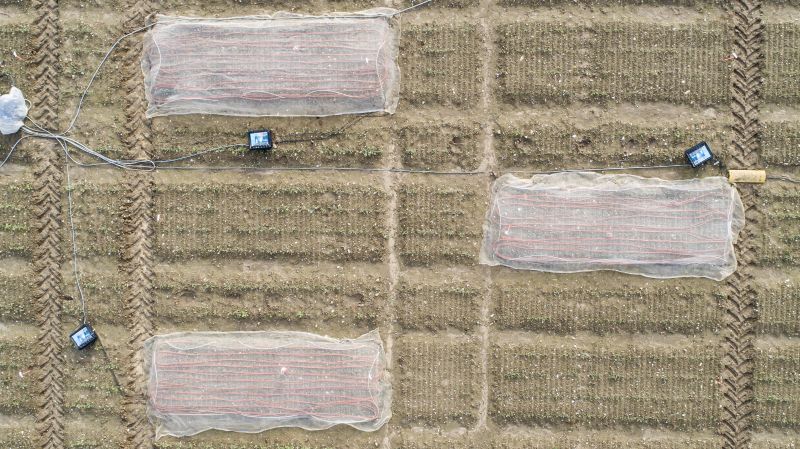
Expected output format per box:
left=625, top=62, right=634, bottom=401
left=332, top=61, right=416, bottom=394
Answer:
left=685, top=141, right=714, bottom=168
left=70, top=323, right=98, bottom=350
left=248, top=130, right=274, bottom=151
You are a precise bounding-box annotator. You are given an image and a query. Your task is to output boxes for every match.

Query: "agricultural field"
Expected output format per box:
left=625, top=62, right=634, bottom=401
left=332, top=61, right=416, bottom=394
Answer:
left=0, top=0, right=798, bottom=448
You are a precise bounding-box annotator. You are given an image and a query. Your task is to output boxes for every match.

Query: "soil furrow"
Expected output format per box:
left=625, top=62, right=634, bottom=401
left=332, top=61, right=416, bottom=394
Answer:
left=29, top=0, right=64, bottom=448
left=118, top=1, right=157, bottom=448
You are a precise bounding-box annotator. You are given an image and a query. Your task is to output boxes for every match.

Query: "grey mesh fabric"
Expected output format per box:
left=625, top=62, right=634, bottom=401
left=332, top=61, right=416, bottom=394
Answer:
left=480, top=173, right=745, bottom=280
left=143, top=330, right=391, bottom=438
left=141, top=10, right=401, bottom=117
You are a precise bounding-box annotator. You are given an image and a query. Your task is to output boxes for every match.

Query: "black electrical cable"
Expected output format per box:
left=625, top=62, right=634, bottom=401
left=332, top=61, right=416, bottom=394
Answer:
left=767, top=175, right=800, bottom=184
left=273, top=114, right=370, bottom=145
left=96, top=338, right=126, bottom=397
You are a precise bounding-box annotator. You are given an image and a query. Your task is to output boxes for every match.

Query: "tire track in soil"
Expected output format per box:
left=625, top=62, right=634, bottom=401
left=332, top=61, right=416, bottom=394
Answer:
left=118, top=1, right=157, bottom=448
left=29, top=0, right=65, bottom=448
left=722, top=0, right=764, bottom=446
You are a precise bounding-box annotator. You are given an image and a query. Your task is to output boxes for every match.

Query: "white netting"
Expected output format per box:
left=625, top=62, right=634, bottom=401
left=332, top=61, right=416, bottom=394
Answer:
left=141, top=10, right=400, bottom=118
left=480, top=173, right=745, bottom=280
left=143, top=330, right=391, bottom=438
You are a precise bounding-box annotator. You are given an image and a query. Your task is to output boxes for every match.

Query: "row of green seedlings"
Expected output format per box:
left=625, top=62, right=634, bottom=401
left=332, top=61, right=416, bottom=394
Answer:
left=65, top=182, right=387, bottom=261
left=756, top=285, right=800, bottom=337
left=397, top=123, right=481, bottom=171
left=753, top=345, right=800, bottom=429
left=396, top=337, right=482, bottom=426
left=763, top=121, right=800, bottom=166
left=0, top=181, right=33, bottom=257
left=496, top=22, right=728, bottom=105
left=761, top=187, right=800, bottom=266
left=494, top=123, right=727, bottom=169
left=2, top=272, right=386, bottom=327
left=401, top=24, right=482, bottom=107
left=492, top=284, right=724, bottom=335
left=765, top=23, right=800, bottom=105
left=490, top=344, right=720, bottom=429
left=397, top=183, right=484, bottom=265
left=1, top=331, right=121, bottom=415
left=153, top=122, right=383, bottom=166
left=396, top=281, right=482, bottom=331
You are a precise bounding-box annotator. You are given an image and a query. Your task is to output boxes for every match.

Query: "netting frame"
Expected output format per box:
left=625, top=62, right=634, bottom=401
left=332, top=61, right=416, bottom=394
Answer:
left=143, top=330, right=391, bottom=438
left=141, top=9, right=402, bottom=118
left=480, top=172, right=745, bottom=280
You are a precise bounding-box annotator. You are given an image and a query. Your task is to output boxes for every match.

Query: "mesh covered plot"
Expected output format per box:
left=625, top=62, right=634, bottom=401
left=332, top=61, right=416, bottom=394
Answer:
left=143, top=330, right=391, bottom=438
left=141, top=10, right=400, bottom=117
left=480, top=173, right=745, bottom=280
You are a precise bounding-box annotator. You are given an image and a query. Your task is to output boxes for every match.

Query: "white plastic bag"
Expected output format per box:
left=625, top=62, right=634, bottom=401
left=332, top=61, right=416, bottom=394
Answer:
left=0, top=87, right=27, bottom=135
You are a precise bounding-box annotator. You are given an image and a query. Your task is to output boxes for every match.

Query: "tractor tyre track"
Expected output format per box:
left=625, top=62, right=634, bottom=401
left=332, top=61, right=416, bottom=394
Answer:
left=29, top=0, right=65, bottom=448
left=118, top=1, right=157, bottom=448
left=722, top=0, right=764, bottom=446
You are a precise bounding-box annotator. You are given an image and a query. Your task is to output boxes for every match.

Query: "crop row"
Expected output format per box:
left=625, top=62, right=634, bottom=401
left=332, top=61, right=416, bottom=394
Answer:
left=394, top=430, right=720, bottom=448
left=490, top=339, right=719, bottom=429
left=69, top=182, right=125, bottom=258
left=0, top=272, right=34, bottom=323
left=757, top=283, right=800, bottom=337
left=754, top=343, right=800, bottom=429
left=496, top=22, right=728, bottom=105
left=395, top=336, right=482, bottom=426
left=69, top=181, right=388, bottom=261
left=30, top=265, right=387, bottom=330
left=494, top=122, right=726, bottom=169
left=0, top=428, right=36, bottom=449
left=396, top=275, right=482, bottom=331
left=751, top=437, right=800, bottom=449
left=154, top=269, right=386, bottom=329
left=401, top=24, right=483, bottom=107
left=0, top=180, right=33, bottom=257
left=0, top=335, right=36, bottom=415
left=493, top=432, right=720, bottom=448
left=763, top=121, right=800, bottom=166
left=0, top=328, right=124, bottom=417
left=765, top=23, right=800, bottom=104
left=760, top=186, right=800, bottom=266
left=153, top=117, right=483, bottom=170
left=151, top=116, right=386, bottom=167
left=154, top=182, right=387, bottom=261
left=0, top=24, right=31, bottom=94
left=397, top=121, right=482, bottom=171
left=492, top=276, right=722, bottom=334
left=154, top=426, right=380, bottom=449
left=498, top=0, right=724, bottom=5
left=396, top=179, right=486, bottom=266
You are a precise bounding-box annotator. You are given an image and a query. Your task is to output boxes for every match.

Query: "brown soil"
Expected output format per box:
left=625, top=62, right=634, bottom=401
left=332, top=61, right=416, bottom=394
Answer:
left=0, top=0, right=799, bottom=448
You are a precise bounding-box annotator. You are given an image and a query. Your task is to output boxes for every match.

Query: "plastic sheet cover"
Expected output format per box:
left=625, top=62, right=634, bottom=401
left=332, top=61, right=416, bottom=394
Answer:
left=480, top=173, right=745, bottom=280
left=141, top=10, right=401, bottom=117
left=0, top=87, right=28, bottom=135
left=144, top=330, right=391, bottom=438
